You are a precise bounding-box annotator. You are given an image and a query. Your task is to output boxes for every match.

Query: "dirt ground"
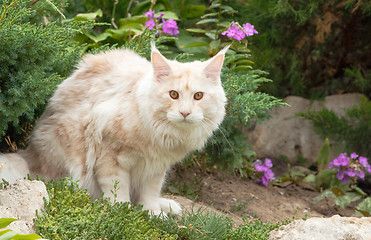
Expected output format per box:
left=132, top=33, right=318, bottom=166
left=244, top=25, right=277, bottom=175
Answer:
left=165, top=164, right=357, bottom=225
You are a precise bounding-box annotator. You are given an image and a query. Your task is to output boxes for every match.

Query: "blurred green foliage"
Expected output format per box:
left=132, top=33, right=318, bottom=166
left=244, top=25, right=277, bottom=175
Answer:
left=228, top=0, right=371, bottom=98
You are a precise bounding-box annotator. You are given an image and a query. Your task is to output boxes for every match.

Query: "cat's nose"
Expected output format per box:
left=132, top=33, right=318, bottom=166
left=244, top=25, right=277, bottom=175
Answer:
left=180, top=111, right=191, bottom=119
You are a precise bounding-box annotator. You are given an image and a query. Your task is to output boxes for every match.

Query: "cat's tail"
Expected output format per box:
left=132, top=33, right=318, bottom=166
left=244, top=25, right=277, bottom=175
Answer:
left=0, top=153, right=30, bottom=184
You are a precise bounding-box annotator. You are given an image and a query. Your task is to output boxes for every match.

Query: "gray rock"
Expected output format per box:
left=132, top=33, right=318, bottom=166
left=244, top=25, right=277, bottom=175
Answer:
left=268, top=215, right=371, bottom=240
left=0, top=180, right=49, bottom=235
left=248, top=93, right=364, bottom=164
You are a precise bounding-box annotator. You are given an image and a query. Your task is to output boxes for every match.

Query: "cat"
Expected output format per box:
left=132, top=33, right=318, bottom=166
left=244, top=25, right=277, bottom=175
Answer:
left=0, top=42, right=228, bottom=215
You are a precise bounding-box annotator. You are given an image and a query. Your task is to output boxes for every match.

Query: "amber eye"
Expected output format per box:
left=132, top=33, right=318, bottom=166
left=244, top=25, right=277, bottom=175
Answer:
left=169, top=90, right=179, bottom=99
left=194, top=92, right=203, bottom=100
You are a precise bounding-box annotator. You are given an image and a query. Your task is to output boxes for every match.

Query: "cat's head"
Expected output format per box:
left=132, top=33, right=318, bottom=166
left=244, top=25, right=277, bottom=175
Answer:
left=149, top=43, right=228, bottom=132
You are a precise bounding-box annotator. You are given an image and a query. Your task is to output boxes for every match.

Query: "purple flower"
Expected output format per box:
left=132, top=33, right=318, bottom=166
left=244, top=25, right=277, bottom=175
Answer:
left=221, top=24, right=239, bottom=38
left=242, top=22, right=258, bottom=37
left=336, top=169, right=345, bottom=180
left=358, top=170, right=365, bottom=179
left=162, top=19, right=179, bottom=36
left=350, top=152, right=358, bottom=159
left=264, top=168, right=275, bottom=180
left=359, top=156, right=368, bottom=166
left=255, top=163, right=268, bottom=172
left=145, top=19, right=156, bottom=30
left=345, top=167, right=357, bottom=177
left=332, top=153, right=350, bottom=166
left=144, top=10, right=155, bottom=19
left=341, top=175, right=350, bottom=184
left=367, top=164, right=371, bottom=173
left=264, top=158, right=273, bottom=168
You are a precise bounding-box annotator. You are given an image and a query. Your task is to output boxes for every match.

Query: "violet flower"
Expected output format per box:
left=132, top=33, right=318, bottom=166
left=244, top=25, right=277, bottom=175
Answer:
left=242, top=23, right=258, bottom=37
left=145, top=19, right=156, bottom=30
left=162, top=19, right=179, bottom=36
left=329, top=153, right=370, bottom=185
left=254, top=158, right=275, bottom=186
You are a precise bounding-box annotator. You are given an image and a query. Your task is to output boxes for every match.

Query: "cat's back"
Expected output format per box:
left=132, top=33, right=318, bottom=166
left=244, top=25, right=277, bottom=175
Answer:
left=51, top=49, right=151, bottom=110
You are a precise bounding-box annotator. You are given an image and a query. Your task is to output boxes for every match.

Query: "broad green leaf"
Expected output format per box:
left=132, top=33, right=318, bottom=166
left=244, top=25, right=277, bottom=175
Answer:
left=356, top=197, right=371, bottom=216
left=217, top=21, right=230, bottom=28
left=157, top=11, right=179, bottom=20
left=210, top=3, right=221, bottom=8
left=235, top=60, right=254, bottom=65
left=182, top=42, right=210, bottom=48
left=335, top=195, right=351, bottom=209
left=84, top=32, right=112, bottom=43
left=302, top=173, right=316, bottom=183
left=314, top=190, right=334, bottom=202
left=119, top=15, right=146, bottom=26
left=12, top=233, right=42, bottom=240
left=74, top=9, right=103, bottom=21
left=0, top=229, right=17, bottom=240
left=186, top=28, right=207, bottom=33
left=205, top=32, right=217, bottom=40
left=317, top=138, right=331, bottom=172
left=196, top=19, right=218, bottom=25
left=0, top=218, right=17, bottom=229
left=182, top=5, right=207, bottom=19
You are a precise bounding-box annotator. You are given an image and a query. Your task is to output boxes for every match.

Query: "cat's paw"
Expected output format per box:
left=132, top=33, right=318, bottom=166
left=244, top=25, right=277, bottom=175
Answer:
left=159, top=198, right=182, bottom=215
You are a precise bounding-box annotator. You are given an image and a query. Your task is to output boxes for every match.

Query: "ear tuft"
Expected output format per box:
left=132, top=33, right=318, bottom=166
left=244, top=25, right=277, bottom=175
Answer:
left=203, top=45, right=229, bottom=83
left=151, top=43, right=171, bottom=81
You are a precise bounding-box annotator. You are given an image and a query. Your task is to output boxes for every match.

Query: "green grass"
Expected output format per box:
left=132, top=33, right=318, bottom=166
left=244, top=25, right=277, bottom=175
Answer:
left=34, top=178, right=287, bottom=239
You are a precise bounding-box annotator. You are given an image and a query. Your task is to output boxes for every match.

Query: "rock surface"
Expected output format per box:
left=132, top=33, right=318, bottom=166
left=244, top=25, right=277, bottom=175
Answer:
left=268, top=215, right=371, bottom=240
left=0, top=180, right=49, bottom=235
left=248, top=93, right=365, bottom=164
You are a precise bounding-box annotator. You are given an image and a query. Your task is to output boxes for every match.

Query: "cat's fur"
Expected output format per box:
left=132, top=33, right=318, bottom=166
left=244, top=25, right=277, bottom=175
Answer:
left=0, top=43, right=227, bottom=215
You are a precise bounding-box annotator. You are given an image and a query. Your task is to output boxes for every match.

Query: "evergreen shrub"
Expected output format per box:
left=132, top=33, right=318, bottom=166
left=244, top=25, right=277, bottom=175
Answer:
left=0, top=0, right=93, bottom=150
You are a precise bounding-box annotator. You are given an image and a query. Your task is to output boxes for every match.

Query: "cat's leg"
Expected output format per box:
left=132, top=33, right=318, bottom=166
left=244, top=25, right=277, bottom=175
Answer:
left=94, top=164, right=131, bottom=203
left=135, top=170, right=182, bottom=216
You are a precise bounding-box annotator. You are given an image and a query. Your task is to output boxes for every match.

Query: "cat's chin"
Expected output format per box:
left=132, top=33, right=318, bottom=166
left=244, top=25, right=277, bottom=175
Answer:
left=169, top=118, right=201, bottom=127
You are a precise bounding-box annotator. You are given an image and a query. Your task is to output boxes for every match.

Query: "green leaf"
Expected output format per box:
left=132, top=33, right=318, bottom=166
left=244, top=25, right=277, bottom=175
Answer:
left=74, top=9, right=103, bottom=21
left=182, top=42, right=210, bottom=48
left=234, top=66, right=253, bottom=71
left=12, top=233, right=43, bottom=240
left=186, top=28, right=207, bottom=33
left=335, top=195, right=351, bottom=209
left=351, top=185, right=367, bottom=197
left=182, top=5, right=207, bottom=19
left=317, top=138, right=331, bottom=172
left=157, top=11, right=179, bottom=21
left=331, top=186, right=345, bottom=196
left=0, top=229, right=17, bottom=240
left=0, top=219, right=17, bottom=229
left=196, top=19, right=218, bottom=25
left=314, top=190, right=334, bottom=202
left=356, top=197, right=371, bottom=217
left=201, top=12, right=219, bottom=18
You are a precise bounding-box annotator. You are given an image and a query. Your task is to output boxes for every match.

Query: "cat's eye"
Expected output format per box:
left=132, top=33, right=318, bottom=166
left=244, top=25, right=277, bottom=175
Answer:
left=194, top=92, right=203, bottom=100
left=169, top=90, right=179, bottom=99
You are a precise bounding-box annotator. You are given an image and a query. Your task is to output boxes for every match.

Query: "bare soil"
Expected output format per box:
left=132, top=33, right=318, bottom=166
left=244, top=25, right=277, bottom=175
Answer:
left=166, top=164, right=357, bottom=225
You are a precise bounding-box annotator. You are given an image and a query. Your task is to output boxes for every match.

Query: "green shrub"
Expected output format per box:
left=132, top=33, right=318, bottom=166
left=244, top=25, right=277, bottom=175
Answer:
left=0, top=0, right=94, bottom=151
left=228, top=0, right=371, bottom=98
left=298, top=96, right=371, bottom=159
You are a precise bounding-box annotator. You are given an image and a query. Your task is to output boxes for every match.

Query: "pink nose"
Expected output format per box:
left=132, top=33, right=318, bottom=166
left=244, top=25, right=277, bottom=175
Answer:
left=180, top=111, right=191, bottom=119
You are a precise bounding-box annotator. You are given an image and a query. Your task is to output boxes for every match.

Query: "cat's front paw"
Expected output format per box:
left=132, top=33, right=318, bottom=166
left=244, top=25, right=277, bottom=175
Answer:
left=159, top=198, right=182, bottom=215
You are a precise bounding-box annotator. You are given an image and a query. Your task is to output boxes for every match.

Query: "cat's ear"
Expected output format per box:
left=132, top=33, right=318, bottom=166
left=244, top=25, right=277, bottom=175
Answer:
left=151, top=42, right=171, bottom=82
left=203, top=45, right=230, bottom=84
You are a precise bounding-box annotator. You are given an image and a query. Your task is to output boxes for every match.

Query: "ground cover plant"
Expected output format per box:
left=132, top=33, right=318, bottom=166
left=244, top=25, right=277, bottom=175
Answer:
left=33, top=177, right=286, bottom=240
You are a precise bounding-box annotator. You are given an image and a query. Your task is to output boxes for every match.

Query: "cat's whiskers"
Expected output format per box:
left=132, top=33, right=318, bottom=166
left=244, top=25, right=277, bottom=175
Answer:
left=203, top=117, right=234, bottom=150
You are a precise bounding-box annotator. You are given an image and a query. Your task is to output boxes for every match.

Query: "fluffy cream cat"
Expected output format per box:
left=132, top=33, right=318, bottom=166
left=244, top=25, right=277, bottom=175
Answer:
left=0, top=43, right=227, bottom=215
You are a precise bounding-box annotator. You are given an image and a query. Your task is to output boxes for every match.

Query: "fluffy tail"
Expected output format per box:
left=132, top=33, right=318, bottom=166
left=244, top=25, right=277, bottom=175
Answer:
left=0, top=153, right=30, bottom=184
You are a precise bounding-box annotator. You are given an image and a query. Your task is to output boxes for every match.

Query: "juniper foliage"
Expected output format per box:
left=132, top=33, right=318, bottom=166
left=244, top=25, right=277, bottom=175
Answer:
left=0, top=0, right=93, bottom=150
